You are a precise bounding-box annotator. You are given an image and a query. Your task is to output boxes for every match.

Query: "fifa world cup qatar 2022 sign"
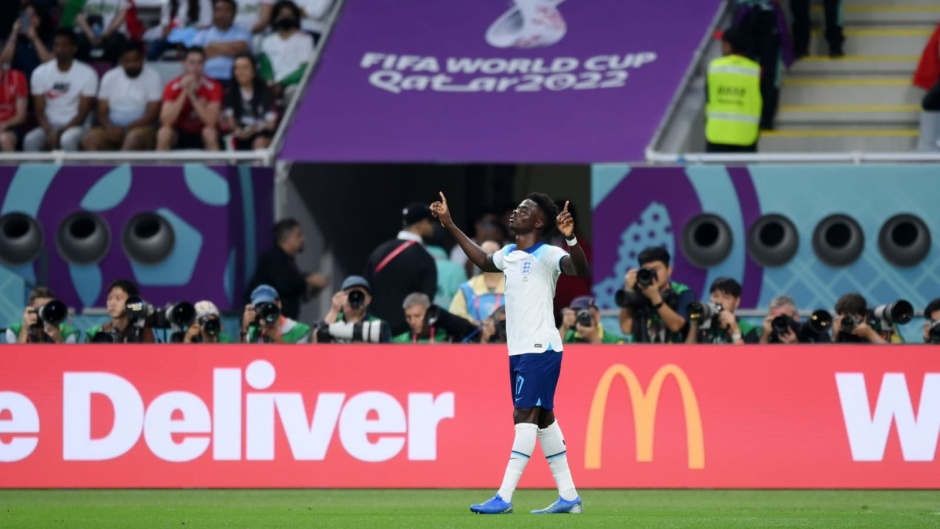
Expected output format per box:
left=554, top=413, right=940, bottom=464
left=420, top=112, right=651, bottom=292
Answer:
left=0, top=345, right=938, bottom=488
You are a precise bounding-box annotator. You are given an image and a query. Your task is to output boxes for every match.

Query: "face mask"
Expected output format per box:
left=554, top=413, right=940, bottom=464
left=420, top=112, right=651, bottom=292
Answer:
left=275, top=17, right=296, bottom=30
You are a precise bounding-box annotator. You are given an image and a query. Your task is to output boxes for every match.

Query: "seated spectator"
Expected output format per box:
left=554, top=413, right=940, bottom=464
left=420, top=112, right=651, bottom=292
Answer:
left=74, top=0, right=130, bottom=64
left=294, top=0, right=335, bottom=45
left=560, top=295, right=624, bottom=344
left=241, top=284, right=311, bottom=343
left=234, top=0, right=272, bottom=34
left=86, top=279, right=156, bottom=343
left=479, top=305, right=507, bottom=344
left=223, top=52, right=275, bottom=150
left=0, top=3, right=54, bottom=80
left=156, top=46, right=222, bottom=150
left=191, top=0, right=250, bottom=86
left=318, top=275, right=390, bottom=343
left=82, top=40, right=161, bottom=151
left=449, top=240, right=505, bottom=325
left=259, top=0, right=312, bottom=101
left=5, top=286, right=79, bottom=344
left=831, top=293, right=889, bottom=344
left=392, top=292, right=477, bottom=344
left=0, top=60, right=27, bottom=152
left=24, top=29, right=98, bottom=152
left=686, top=277, right=759, bottom=344
left=924, top=298, right=940, bottom=344
left=146, top=0, right=212, bottom=60
left=183, top=300, right=233, bottom=343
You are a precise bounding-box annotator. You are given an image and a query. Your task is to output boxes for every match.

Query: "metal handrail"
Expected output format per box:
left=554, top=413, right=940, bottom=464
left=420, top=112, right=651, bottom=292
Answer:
left=645, top=150, right=940, bottom=165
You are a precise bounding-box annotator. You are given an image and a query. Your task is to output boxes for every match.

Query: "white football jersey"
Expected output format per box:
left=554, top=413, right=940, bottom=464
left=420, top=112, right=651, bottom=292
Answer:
left=492, top=242, right=568, bottom=355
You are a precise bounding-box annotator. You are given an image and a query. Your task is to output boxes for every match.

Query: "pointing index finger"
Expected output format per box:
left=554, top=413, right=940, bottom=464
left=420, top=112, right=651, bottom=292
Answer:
left=439, top=191, right=447, bottom=203
left=564, top=201, right=570, bottom=212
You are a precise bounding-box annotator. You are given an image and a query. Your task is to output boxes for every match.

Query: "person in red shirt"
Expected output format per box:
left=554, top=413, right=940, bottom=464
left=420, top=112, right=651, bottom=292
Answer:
left=156, top=46, right=222, bottom=150
left=0, top=65, right=28, bottom=151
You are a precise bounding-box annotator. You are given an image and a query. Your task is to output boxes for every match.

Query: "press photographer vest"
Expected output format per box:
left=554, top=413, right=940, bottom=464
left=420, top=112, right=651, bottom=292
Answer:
left=7, top=322, right=79, bottom=343
left=706, top=54, right=762, bottom=146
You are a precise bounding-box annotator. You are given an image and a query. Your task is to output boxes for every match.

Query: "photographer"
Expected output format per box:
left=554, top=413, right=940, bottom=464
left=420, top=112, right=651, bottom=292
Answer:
left=6, top=287, right=79, bottom=344
left=241, top=284, right=311, bottom=344
left=758, top=295, right=832, bottom=344
left=924, top=299, right=940, bottom=344
left=559, top=296, right=624, bottom=344
left=183, top=300, right=232, bottom=343
left=831, top=293, right=888, bottom=344
left=686, top=278, right=759, bottom=344
left=617, top=247, right=695, bottom=343
left=392, top=292, right=478, bottom=344
left=86, top=279, right=156, bottom=343
left=316, top=275, right=390, bottom=343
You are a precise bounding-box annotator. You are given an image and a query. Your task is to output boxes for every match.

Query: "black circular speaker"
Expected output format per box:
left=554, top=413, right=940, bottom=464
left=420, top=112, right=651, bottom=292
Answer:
left=56, top=211, right=111, bottom=265
left=681, top=214, right=733, bottom=268
left=747, top=214, right=799, bottom=267
left=878, top=214, right=930, bottom=267
left=122, top=212, right=175, bottom=264
left=812, top=214, right=864, bottom=267
left=0, top=213, right=43, bottom=265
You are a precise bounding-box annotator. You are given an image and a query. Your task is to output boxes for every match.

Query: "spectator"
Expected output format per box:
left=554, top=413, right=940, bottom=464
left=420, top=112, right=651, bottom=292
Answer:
left=450, top=211, right=508, bottom=277
left=364, top=202, right=438, bottom=336
left=191, top=0, right=250, bottom=85
left=0, top=60, right=27, bottom=152
left=0, top=3, right=54, bottom=80
left=559, top=295, right=624, bottom=344
left=478, top=305, right=508, bottom=344
left=449, top=239, right=505, bottom=325
left=732, top=0, right=793, bottom=129
left=686, top=278, right=759, bottom=344
left=81, top=40, right=161, bottom=151
left=241, top=284, right=311, bottom=343
left=831, top=293, right=888, bottom=344
left=86, top=279, right=156, bottom=343
left=318, top=275, right=390, bottom=343
left=705, top=27, right=762, bottom=153
left=182, top=300, right=233, bottom=343
left=74, top=0, right=130, bottom=64
left=146, top=0, right=212, bottom=60
left=24, top=29, right=98, bottom=152
left=246, top=217, right=327, bottom=320
left=5, top=286, right=79, bottom=344
left=617, top=246, right=696, bottom=344
left=156, top=46, right=222, bottom=151
left=234, top=0, right=272, bottom=34
left=293, top=0, right=335, bottom=45
left=258, top=0, right=313, bottom=101
left=223, top=52, right=276, bottom=150
left=391, top=292, right=478, bottom=344
left=790, top=0, right=844, bottom=59
left=924, top=298, right=940, bottom=344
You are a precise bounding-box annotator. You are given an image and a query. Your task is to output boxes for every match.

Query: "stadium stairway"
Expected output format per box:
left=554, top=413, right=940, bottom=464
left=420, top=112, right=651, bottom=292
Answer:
left=763, top=0, right=938, bottom=153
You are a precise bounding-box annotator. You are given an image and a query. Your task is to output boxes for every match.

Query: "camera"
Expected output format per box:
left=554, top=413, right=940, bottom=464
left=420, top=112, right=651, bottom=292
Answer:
left=871, top=299, right=914, bottom=327
left=314, top=320, right=386, bottom=343
left=35, top=300, right=68, bottom=326
left=687, top=301, right=722, bottom=325
left=771, top=314, right=798, bottom=335
left=576, top=309, right=593, bottom=327
left=165, top=302, right=196, bottom=329
left=348, top=290, right=366, bottom=310
left=928, top=320, right=940, bottom=344
left=773, top=310, right=832, bottom=342
left=200, top=315, right=221, bottom=337
left=636, top=267, right=656, bottom=288
left=840, top=315, right=858, bottom=332
left=255, top=302, right=280, bottom=326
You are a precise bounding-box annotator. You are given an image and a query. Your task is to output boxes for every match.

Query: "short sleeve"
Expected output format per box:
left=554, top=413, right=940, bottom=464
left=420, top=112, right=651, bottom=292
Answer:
left=30, top=67, right=46, bottom=95
left=97, top=71, right=113, bottom=99
left=492, top=245, right=512, bottom=271
left=162, top=80, right=176, bottom=102
left=4, top=328, right=16, bottom=343
left=190, top=29, right=208, bottom=47
left=81, top=68, right=99, bottom=97
left=541, top=245, right=568, bottom=274
left=14, top=71, right=27, bottom=97
left=146, top=71, right=163, bottom=101
left=209, top=81, right=223, bottom=103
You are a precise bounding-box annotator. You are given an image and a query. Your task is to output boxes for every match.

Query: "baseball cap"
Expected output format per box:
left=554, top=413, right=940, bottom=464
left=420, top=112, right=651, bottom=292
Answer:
left=250, top=284, right=279, bottom=305
left=194, top=300, right=219, bottom=319
left=341, top=275, right=371, bottom=293
left=402, top=202, right=434, bottom=227
left=569, top=296, right=596, bottom=310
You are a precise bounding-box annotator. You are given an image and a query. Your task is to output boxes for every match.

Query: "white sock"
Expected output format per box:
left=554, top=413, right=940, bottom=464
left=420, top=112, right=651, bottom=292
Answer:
left=496, top=423, right=538, bottom=503
left=539, top=421, right=578, bottom=501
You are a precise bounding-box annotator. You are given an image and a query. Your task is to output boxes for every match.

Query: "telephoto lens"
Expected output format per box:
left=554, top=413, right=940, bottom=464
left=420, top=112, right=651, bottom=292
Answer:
left=636, top=267, right=655, bottom=288
left=576, top=309, right=593, bottom=327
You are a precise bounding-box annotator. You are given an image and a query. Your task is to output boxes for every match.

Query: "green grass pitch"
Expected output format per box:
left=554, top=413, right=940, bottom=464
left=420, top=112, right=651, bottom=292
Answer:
left=1, top=489, right=939, bottom=528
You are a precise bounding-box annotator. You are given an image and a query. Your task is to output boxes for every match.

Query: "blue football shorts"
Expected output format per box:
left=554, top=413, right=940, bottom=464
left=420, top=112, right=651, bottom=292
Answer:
left=508, top=350, right=563, bottom=409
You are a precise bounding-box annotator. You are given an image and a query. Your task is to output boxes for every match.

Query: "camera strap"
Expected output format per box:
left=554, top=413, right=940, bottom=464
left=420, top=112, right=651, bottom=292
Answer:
left=374, top=241, right=416, bottom=274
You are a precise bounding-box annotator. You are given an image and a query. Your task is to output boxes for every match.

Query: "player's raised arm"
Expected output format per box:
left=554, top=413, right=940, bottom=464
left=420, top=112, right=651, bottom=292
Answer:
left=557, top=201, right=589, bottom=276
left=431, top=192, right=500, bottom=273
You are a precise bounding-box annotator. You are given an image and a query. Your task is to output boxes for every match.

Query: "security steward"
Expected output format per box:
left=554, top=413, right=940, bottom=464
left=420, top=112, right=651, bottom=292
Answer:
left=705, top=27, right=763, bottom=153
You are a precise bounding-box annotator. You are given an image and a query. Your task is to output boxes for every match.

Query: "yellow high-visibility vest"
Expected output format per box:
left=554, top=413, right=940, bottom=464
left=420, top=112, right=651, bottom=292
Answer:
left=705, top=55, right=762, bottom=146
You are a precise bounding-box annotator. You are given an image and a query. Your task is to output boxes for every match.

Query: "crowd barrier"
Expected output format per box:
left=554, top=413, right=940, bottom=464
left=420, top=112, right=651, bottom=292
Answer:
left=1, top=345, right=937, bottom=488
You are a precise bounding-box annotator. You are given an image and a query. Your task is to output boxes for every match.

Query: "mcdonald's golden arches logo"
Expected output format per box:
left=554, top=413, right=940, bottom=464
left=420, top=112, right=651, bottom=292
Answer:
left=585, top=364, right=704, bottom=469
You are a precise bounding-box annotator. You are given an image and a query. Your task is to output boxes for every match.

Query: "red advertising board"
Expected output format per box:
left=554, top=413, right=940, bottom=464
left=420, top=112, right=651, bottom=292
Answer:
left=0, top=345, right=938, bottom=488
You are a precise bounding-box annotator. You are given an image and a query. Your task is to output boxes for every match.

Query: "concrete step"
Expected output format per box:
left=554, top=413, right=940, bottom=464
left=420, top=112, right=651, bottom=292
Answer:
left=813, top=4, right=940, bottom=25
left=776, top=104, right=920, bottom=126
left=808, top=28, right=934, bottom=57
left=779, top=77, right=922, bottom=106
left=790, top=55, right=919, bottom=75
left=759, top=128, right=919, bottom=153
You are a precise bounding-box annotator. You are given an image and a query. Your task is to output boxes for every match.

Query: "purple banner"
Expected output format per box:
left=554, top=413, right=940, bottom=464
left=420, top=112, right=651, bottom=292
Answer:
left=281, top=0, right=721, bottom=163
